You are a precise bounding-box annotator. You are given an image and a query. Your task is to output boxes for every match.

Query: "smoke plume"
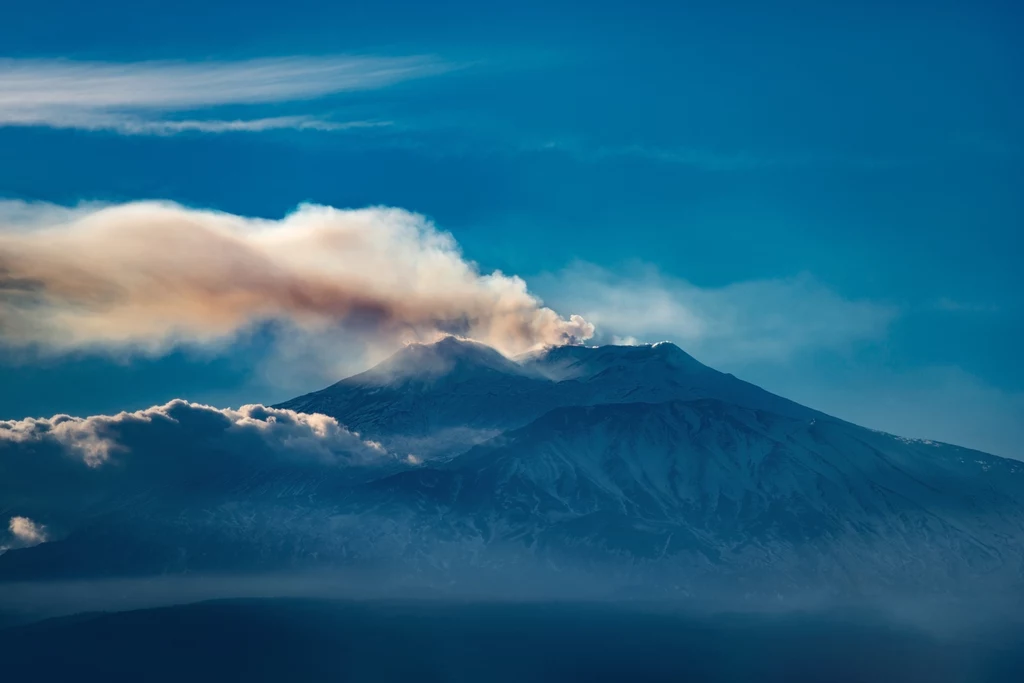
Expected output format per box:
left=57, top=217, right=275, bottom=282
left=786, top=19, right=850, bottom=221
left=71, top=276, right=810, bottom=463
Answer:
left=0, top=201, right=594, bottom=357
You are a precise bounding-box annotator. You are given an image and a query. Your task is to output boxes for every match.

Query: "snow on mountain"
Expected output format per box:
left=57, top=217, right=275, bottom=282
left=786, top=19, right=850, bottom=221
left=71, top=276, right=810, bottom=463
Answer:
left=2, top=337, right=1023, bottom=598
left=519, top=341, right=820, bottom=419
left=279, top=337, right=819, bottom=457
left=278, top=337, right=560, bottom=457
left=363, top=398, right=1024, bottom=593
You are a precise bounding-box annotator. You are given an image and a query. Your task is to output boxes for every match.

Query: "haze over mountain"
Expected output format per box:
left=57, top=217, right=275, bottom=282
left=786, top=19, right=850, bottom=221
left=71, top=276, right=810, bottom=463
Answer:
left=1, top=338, right=1022, bottom=602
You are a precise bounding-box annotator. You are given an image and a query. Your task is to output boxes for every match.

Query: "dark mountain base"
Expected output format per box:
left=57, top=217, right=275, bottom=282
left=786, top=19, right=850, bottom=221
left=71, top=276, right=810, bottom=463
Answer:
left=2, top=598, right=1022, bottom=683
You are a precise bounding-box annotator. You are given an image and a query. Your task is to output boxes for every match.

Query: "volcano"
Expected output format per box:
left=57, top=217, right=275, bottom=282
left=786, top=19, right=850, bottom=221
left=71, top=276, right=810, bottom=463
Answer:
left=2, top=338, right=1022, bottom=599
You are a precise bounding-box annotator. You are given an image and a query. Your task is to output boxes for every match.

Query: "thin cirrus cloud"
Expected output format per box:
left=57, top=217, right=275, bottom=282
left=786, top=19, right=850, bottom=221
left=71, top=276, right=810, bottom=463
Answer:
left=0, top=55, right=450, bottom=135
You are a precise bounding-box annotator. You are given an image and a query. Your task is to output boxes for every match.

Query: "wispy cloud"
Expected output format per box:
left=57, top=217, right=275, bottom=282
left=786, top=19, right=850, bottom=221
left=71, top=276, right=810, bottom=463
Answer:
left=367, top=127, right=916, bottom=173
left=29, top=114, right=391, bottom=136
left=536, top=262, right=897, bottom=364
left=931, top=297, right=1002, bottom=314
left=528, top=138, right=912, bottom=171
left=0, top=55, right=448, bottom=135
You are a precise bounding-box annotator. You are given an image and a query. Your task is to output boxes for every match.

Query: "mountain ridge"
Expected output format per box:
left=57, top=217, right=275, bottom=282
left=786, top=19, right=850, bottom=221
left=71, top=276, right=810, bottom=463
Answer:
left=277, top=338, right=825, bottom=458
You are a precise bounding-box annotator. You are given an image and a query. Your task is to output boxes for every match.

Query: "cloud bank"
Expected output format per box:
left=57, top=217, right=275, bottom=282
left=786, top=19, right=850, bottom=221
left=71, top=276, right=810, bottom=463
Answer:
left=0, top=201, right=593, bottom=359
left=0, top=400, right=396, bottom=544
left=0, top=399, right=385, bottom=468
left=0, top=55, right=447, bottom=134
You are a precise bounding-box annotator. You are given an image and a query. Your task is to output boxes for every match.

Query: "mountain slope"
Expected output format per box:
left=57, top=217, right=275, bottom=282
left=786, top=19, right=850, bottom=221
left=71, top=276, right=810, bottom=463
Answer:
left=2, top=339, right=1022, bottom=599
left=277, top=337, right=559, bottom=456
left=354, top=398, right=1024, bottom=594
left=278, top=338, right=821, bottom=457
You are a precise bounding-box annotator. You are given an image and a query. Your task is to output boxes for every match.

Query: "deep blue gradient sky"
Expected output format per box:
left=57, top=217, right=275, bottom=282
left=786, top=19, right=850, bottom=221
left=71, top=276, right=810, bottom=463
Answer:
left=1, top=0, right=1021, bottom=457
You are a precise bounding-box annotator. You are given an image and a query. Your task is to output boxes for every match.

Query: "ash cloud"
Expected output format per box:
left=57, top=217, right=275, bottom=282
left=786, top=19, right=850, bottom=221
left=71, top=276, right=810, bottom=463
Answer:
left=0, top=201, right=594, bottom=359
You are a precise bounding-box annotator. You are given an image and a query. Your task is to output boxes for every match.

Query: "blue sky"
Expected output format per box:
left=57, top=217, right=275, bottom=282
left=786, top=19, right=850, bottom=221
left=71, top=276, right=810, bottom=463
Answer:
left=0, top=0, right=1021, bottom=457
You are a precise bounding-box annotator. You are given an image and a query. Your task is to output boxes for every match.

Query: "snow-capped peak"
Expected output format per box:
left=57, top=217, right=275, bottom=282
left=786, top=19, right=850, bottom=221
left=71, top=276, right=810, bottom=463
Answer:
left=518, top=340, right=709, bottom=381
left=338, top=336, right=530, bottom=389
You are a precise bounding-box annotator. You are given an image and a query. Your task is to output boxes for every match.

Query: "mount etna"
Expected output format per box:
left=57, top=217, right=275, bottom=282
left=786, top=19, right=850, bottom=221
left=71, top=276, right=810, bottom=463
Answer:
left=1, top=338, right=1022, bottom=601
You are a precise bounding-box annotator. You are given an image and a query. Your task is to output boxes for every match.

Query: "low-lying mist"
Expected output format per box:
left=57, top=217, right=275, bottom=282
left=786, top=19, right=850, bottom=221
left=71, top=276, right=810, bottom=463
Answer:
left=1, top=570, right=1021, bottom=635
left=1, top=590, right=1022, bottom=683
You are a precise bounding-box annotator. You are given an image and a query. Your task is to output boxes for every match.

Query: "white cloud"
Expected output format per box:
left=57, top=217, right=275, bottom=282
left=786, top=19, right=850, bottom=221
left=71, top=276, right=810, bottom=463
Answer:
left=0, top=200, right=593, bottom=358
left=0, top=55, right=447, bottom=134
left=0, top=399, right=389, bottom=468
left=0, top=400, right=404, bottom=548
left=536, top=262, right=896, bottom=365
left=8, top=516, right=48, bottom=547
left=56, top=115, right=390, bottom=136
